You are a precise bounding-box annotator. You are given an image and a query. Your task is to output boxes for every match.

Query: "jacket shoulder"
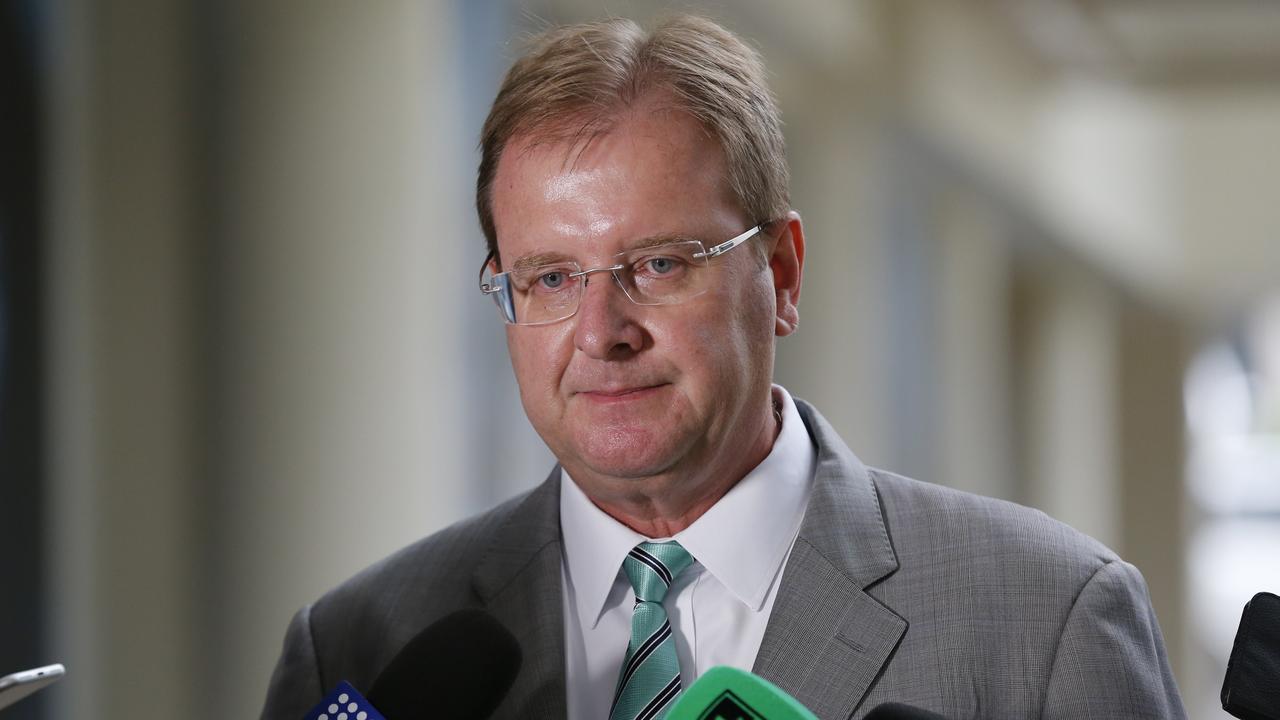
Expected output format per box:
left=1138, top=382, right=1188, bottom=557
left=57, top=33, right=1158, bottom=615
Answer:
left=862, top=470, right=1175, bottom=714
left=868, top=468, right=1118, bottom=577
left=330, top=487, right=534, bottom=604
left=302, top=483, right=551, bottom=691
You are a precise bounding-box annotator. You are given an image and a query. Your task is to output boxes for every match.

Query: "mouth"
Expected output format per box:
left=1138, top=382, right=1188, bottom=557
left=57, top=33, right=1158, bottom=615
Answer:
left=577, top=383, right=667, bottom=402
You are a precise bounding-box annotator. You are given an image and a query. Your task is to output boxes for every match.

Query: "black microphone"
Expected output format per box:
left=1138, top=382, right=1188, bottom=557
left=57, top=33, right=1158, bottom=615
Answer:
left=1222, top=591, right=1280, bottom=720
left=863, top=702, right=949, bottom=719
left=366, top=608, right=522, bottom=720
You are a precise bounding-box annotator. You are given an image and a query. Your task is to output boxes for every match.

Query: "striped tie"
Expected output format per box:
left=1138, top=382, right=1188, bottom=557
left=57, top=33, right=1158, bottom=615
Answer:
left=609, top=541, right=694, bottom=720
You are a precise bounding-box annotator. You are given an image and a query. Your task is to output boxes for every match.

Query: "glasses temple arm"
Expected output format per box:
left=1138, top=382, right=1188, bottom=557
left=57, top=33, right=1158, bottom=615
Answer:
left=694, top=224, right=762, bottom=259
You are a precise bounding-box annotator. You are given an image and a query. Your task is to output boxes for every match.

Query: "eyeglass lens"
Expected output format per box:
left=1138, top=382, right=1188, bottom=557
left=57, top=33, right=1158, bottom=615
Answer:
left=494, top=240, right=713, bottom=325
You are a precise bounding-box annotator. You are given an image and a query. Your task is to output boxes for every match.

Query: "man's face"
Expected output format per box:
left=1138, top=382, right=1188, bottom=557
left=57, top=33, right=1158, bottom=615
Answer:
left=489, top=100, right=801, bottom=496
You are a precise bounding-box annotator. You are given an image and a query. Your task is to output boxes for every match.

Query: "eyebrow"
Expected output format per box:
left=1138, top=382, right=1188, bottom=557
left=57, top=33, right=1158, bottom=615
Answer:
left=510, top=251, right=575, bottom=271
left=508, top=233, right=702, bottom=271
left=627, top=233, right=698, bottom=250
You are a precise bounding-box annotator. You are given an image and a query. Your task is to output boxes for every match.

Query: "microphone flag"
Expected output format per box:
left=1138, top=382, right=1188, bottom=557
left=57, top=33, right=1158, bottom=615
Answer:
left=667, top=666, right=818, bottom=720
left=303, top=681, right=386, bottom=720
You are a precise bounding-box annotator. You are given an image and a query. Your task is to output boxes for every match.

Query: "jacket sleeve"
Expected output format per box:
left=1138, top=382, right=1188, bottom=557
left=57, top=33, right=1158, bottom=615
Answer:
left=1043, top=560, right=1187, bottom=719
left=260, top=604, right=325, bottom=720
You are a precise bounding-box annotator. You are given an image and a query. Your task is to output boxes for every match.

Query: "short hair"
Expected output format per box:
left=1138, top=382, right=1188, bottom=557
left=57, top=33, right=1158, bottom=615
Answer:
left=476, top=14, right=790, bottom=262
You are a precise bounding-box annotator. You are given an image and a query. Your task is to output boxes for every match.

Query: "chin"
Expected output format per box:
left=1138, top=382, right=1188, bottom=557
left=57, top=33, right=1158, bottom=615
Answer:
left=571, top=426, right=687, bottom=480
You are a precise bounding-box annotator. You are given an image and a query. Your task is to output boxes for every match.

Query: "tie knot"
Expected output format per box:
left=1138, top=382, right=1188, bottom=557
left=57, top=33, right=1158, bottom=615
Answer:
left=623, top=541, right=693, bottom=603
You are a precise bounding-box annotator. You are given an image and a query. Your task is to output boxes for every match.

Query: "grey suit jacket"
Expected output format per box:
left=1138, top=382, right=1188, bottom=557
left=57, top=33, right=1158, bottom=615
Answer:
left=261, top=400, right=1185, bottom=719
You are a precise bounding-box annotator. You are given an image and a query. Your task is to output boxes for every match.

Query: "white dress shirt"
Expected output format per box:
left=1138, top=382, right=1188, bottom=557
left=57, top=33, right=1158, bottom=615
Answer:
left=559, top=385, right=816, bottom=720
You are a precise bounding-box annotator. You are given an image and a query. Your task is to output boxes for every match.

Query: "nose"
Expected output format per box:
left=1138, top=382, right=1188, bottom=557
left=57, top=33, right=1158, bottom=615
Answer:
left=572, top=270, right=646, bottom=360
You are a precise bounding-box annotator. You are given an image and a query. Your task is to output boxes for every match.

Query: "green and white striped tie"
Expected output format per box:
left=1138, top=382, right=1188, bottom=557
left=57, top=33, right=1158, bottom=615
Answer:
left=609, top=541, right=694, bottom=720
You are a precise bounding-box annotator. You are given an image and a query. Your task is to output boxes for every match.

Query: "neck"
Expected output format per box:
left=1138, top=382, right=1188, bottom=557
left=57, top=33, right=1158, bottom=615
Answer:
left=578, top=396, right=782, bottom=537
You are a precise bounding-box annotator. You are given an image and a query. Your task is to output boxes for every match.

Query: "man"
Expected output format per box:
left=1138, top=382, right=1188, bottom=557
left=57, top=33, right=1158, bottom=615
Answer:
left=262, top=15, right=1185, bottom=720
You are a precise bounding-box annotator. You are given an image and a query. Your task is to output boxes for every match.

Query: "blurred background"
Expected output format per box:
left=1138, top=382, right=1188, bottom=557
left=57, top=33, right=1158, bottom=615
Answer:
left=3, top=0, right=1279, bottom=718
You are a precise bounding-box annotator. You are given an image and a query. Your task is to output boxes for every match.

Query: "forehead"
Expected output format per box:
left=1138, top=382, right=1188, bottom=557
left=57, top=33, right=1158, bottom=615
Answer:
left=489, top=103, right=746, bottom=263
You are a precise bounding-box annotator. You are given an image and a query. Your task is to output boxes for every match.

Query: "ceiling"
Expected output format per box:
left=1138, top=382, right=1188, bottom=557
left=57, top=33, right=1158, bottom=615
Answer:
left=1004, top=0, right=1280, bottom=85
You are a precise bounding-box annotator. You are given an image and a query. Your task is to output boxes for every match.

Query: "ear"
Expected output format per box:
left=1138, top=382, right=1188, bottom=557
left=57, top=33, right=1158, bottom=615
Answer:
left=485, top=249, right=502, bottom=275
left=769, top=211, right=805, bottom=337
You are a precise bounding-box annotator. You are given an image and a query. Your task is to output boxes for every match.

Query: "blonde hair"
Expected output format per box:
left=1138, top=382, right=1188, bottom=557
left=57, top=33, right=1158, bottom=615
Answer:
left=476, top=15, right=789, bottom=262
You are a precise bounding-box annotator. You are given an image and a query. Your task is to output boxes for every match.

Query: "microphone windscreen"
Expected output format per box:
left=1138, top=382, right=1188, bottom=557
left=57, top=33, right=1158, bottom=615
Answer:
left=1222, top=591, right=1280, bottom=720
left=366, top=608, right=521, bottom=720
left=667, top=666, right=818, bottom=720
left=863, top=702, right=949, bottom=719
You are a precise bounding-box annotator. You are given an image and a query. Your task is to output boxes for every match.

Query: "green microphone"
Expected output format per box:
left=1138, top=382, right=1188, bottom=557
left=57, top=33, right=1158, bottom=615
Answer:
left=666, top=666, right=818, bottom=720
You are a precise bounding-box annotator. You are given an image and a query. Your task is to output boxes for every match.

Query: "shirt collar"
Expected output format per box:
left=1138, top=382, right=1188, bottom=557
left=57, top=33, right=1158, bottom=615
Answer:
left=560, top=468, right=647, bottom=629
left=560, top=385, right=815, bottom=628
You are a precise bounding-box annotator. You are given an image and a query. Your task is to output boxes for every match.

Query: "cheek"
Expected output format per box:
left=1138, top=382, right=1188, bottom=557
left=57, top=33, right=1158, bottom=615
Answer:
left=719, top=258, right=776, bottom=324
left=507, top=326, right=573, bottom=396
left=671, top=291, right=771, bottom=393
left=721, top=274, right=778, bottom=370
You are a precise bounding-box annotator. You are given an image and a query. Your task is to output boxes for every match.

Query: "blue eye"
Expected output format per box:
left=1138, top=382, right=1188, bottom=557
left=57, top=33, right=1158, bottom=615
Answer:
left=646, top=257, right=677, bottom=274
left=539, top=271, right=567, bottom=288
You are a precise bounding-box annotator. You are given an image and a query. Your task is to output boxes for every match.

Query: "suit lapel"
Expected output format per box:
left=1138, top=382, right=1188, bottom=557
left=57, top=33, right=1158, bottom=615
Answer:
left=472, top=468, right=568, bottom=719
left=753, top=400, right=907, bottom=719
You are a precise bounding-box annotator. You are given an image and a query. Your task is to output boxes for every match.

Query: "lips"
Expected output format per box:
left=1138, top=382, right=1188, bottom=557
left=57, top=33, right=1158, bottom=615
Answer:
left=576, top=383, right=667, bottom=401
